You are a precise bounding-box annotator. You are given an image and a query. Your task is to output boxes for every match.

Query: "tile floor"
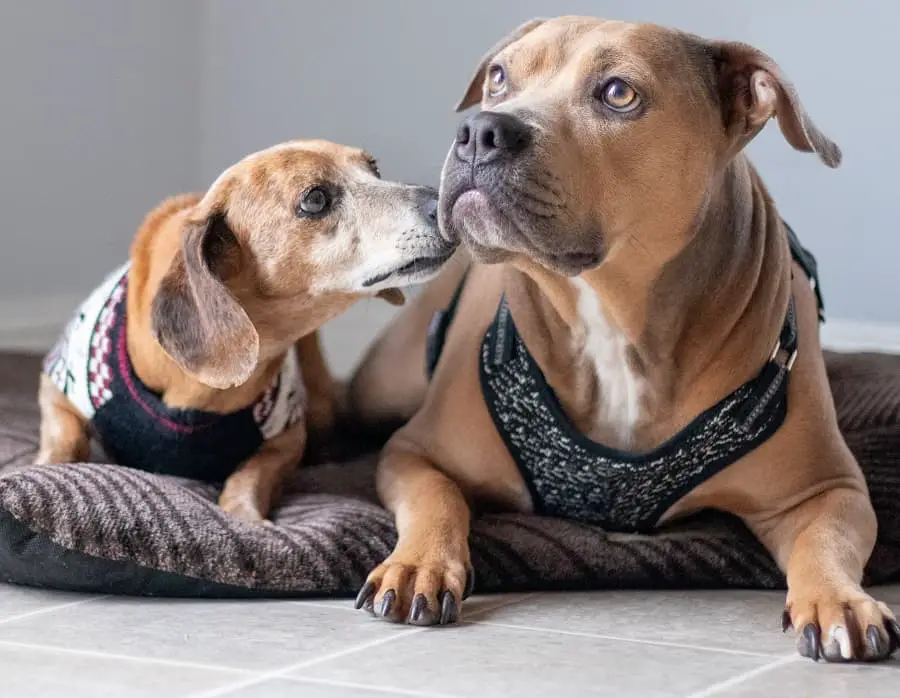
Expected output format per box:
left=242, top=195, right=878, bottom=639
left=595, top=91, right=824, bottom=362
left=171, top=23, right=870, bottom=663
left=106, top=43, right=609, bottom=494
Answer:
left=0, top=584, right=898, bottom=697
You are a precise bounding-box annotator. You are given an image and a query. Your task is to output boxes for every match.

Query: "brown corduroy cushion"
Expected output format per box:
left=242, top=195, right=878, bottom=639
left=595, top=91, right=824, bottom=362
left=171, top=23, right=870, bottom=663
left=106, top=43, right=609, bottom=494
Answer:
left=0, top=351, right=898, bottom=597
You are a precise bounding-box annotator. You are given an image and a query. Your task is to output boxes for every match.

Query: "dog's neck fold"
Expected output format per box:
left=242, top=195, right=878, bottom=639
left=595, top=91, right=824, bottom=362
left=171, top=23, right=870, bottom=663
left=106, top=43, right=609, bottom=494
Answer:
left=507, top=155, right=792, bottom=451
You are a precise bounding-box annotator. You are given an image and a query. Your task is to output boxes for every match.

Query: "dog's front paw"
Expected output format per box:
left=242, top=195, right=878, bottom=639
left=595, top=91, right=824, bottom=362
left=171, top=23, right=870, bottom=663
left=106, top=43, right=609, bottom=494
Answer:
left=355, top=551, right=475, bottom=626
left=783, top=586, right=900, bottom=662
left=218, top=493, right=268, bottom=524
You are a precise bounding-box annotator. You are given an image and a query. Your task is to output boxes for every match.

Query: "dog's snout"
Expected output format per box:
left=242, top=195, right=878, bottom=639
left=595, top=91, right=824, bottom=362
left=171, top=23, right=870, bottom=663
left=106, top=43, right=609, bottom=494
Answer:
left=455, top=112, right=532, bottom=165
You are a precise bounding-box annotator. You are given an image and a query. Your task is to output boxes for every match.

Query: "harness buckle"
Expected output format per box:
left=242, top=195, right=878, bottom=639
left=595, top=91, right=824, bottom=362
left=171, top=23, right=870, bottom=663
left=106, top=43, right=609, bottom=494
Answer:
left=785, top=347, right=799, bottom=371
left=768, top=339, right=799, bottom=373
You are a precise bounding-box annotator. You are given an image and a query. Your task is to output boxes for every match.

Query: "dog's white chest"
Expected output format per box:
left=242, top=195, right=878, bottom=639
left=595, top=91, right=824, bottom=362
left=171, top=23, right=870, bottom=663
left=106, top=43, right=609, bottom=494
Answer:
left=571, top=278, right=644, bottom=446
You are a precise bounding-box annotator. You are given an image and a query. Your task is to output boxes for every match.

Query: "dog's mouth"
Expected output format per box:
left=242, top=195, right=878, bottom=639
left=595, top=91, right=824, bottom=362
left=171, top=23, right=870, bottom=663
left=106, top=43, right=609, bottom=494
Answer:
left=362, top=249, right=456, bottom=288
left=445, top=188, right=601, bottom=275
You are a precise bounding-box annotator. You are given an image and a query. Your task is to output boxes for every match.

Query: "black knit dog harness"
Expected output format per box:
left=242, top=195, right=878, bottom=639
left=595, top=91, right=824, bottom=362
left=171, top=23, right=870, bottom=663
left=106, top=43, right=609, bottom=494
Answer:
left=426, top=223, right=824, bottom=532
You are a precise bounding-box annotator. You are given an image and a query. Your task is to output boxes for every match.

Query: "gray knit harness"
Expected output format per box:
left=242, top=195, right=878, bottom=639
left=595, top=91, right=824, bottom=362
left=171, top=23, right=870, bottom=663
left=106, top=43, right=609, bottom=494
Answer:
left=426, top=223, right=824, bottom=532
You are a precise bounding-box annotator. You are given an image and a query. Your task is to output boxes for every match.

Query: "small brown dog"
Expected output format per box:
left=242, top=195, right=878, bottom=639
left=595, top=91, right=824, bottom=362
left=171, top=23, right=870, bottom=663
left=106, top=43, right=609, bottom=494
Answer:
left=37, top=139, right=454, bottom=522
left=349, top=17, right=899, bottom=662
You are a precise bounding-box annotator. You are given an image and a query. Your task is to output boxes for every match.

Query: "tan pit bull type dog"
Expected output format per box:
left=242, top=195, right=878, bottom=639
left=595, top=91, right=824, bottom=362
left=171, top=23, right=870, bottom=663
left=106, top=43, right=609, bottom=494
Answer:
left=37, top=140, right=454, bottom=523
left=349, top=17, right=899, bottom=662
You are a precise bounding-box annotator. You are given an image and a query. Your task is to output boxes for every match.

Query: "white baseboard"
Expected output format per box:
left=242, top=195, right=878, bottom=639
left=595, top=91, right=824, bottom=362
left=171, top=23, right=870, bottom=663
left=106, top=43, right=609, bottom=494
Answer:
left=820, top=319, right=900, bottom=354
left=1, top=293, right=899, bottom=357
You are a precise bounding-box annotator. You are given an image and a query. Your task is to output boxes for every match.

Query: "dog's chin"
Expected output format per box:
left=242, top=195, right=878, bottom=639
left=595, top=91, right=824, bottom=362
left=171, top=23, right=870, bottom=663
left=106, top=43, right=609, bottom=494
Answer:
left=448, top=190, right=516, bottom=251
left=360, top=247, right=457, bottom=291
left=447, top=190, right=601, bottom=276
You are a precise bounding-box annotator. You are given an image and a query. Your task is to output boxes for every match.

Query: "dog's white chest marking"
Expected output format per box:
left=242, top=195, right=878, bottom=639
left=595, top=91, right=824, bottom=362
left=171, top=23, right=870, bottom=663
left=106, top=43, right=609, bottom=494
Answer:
left=571, top=278, right=644, bottom=447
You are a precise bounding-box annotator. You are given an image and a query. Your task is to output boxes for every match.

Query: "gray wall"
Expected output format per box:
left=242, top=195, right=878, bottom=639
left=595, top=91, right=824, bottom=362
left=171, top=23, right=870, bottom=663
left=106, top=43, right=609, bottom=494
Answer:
left=2, top=1, right=895, bottom=370
left=0, top=1, right=202, bottom=299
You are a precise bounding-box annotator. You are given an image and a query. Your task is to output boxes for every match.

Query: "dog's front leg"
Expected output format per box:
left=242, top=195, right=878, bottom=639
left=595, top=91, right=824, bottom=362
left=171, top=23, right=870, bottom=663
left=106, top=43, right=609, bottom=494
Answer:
left=295, top=331, right=337, bottom=440
left=218, top=421, right=306, bottom=523
left=357, top=440, right=473, bottom=626
left=36, top=374, right=92, bottom=465
left=750, top=485, right=899, bottom=661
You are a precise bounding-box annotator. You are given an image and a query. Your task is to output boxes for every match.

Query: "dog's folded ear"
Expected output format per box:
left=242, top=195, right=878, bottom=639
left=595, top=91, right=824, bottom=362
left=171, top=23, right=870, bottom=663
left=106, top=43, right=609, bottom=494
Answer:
left=151, top=209, right=260, bottom=390
left=455, top=18, right=546, bottom=112
left=710, top=41, right=841, bottom=168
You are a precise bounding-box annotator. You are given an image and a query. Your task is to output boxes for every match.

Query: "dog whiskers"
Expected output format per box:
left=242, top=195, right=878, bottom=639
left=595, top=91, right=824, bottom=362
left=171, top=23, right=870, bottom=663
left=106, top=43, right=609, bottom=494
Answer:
left=531, top=177, right=564, bottom=199
left=501, top=183, right=564, bottom=217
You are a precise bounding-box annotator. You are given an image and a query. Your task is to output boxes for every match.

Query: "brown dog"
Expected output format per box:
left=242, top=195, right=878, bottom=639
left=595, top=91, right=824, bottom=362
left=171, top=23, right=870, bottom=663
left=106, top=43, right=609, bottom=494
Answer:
left=37, top=139, right=454, bottom=522
left=348, top=17, right=899, bottom=661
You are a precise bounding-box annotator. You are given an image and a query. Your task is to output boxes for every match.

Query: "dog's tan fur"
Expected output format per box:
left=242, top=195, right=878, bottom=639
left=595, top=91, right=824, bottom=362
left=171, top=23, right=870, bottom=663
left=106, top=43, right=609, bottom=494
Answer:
left=349, top=17, right=897, bottom=660
left=37, top=139, right=451, bottom=522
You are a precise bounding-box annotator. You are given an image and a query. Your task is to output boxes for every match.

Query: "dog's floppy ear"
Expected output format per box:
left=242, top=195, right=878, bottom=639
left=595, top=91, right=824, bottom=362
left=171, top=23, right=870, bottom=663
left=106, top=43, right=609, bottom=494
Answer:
left=710, top=41, right=841, bottom=168
left=455, top=18, right=546, bottom=112
left=151, top=208, right=260, bottom=389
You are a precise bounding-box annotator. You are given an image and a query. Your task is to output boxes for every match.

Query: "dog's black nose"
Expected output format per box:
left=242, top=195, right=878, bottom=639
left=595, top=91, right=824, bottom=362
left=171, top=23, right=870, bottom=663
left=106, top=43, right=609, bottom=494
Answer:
left=418, top=187, right=439, bottom=222
left=455, top=111, right=532, bottom=165
left=425, top=197, right=438, bottom=222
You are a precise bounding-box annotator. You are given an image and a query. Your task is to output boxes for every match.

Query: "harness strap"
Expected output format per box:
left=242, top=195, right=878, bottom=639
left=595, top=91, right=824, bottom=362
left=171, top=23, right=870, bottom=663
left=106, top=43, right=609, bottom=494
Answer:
left=785, top=221, right=825, bottom=322
left=738, top=296, right=797, bottom=431
left=425, top=269, right=470, bottom=378
left=740, top=221, right=822, bottom=429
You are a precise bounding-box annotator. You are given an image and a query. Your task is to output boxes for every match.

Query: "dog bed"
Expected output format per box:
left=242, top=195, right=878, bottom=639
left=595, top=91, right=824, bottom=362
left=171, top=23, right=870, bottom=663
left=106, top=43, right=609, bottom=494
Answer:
left=1, top=350, right=899, bottom=598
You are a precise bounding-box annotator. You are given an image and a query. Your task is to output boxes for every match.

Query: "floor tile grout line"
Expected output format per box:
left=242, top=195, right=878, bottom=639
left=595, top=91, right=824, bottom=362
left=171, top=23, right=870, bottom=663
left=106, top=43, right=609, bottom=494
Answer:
left=682, top=654, right=799, bottom=698
left=0, top=594, right=104, bottom=626
left=283, top=629, right=429, bottom=673
left=465, top=619, right=784, bottom=658
left=286, top=675, right=457, bottom=698
left=189, top=592, right=538, bottom=698
left=187, top=630, right=427, bottom=698
left=0, top=638, right=253, bottom=675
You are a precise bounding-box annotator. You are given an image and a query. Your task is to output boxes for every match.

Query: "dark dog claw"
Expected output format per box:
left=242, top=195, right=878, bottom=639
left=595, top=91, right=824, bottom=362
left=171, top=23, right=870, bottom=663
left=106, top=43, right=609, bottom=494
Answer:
left=354, top=581, right=375, bottom=610
left=781, top=610, right=792, bottom=633
left=866, top=625, right=887, bottom=658
left=464, top=568, right=476, bottom=600
left=887, top=619, right=900, bottom=651
left=800, top=624, right=821, bottom=661
left=440, top=591, right=458, bottom=625
left=380, top=589, right=396, bottom=618
left=409, top=593, right=428, bottom=624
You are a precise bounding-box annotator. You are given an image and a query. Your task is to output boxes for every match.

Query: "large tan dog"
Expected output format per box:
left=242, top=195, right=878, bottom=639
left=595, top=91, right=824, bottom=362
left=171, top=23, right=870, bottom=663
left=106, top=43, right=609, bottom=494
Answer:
left=37, top=140, right=453, bottom=522
left=349, top=17, right=899, bottom=661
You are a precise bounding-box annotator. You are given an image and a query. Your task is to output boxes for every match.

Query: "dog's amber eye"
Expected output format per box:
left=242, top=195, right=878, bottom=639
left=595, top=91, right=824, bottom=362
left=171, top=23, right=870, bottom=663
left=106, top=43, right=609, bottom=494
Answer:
left=487, top=65, right=507, bottom=97
left=598, top=79, right=640, bottom=112
left=298, top=187, right=331, bottom=216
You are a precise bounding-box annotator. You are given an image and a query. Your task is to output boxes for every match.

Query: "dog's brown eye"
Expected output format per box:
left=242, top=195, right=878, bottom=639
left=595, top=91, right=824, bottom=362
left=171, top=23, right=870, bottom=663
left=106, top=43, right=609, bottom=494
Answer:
left=298, top=187, right=330, bottom=216
left=488, top=65, right=507, bottom=97
left=598, top=79, right=640, bottom=112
